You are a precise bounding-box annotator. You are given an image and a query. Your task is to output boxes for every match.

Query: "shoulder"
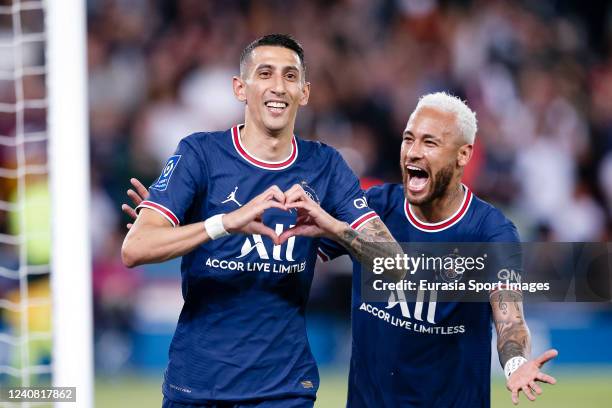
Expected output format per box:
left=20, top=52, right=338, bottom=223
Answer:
left=297, top=138, right=343, bottom=162
left=470, top=194, right=520, bottom=242
left=365, top=183, right=403, bottom=216
left=177, top=129, right=232, bottom=161
left=181, top=129, right=228, bottom=149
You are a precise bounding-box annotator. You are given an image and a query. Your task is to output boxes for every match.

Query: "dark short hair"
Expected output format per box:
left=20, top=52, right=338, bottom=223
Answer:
left=240, top=34, right=306, bottom=79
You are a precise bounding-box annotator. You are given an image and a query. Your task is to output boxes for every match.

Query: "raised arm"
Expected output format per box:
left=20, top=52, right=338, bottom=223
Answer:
left=332, top=218, right=405, bottom=282
left=490, top=290, right=557, bottom=405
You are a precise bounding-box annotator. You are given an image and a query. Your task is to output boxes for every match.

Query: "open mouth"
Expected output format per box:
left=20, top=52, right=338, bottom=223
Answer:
left=406, top=164, right=430, bottom=193
left=265, top=100, right=288, bottom=115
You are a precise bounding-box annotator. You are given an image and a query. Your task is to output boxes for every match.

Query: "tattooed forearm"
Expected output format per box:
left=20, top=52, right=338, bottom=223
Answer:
left=491, top=291, right=531, bottom=367
left=335, top=219, right=406, bottom=282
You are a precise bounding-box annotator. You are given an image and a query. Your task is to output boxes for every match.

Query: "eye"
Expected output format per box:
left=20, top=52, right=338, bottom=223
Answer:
left=425, top=140, right=437, bottom=147
left=285, top=72, right=297, bottom=81
left=259, top=70, right=271, bottom=79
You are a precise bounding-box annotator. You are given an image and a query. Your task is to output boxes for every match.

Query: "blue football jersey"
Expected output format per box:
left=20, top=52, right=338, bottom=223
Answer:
left=136, top=125, right=378, bottom=404
left=318, top=183, right=520, bottom=408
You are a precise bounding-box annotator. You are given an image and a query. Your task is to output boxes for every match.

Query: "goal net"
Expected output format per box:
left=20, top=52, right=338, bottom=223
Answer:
left=0, top=0, right=91, bottom=406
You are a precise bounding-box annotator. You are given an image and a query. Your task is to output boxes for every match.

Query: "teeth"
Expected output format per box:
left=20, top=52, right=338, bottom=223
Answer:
left=266, top=101, right=287, bottom=108
left=407, top=165, right=424, bottom=171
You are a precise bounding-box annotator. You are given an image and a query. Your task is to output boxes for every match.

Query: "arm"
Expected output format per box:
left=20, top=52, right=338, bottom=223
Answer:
left=121, top=209, right=211, bottom=267
left=491, top=289, right=531, bottom=368
left=121, top=184, right=287, bottom=267
left=278, top=184, right=406, bottom=282
left=332, top=218, right=405, bottom=282
left=491, top=290, right=557, bottom=405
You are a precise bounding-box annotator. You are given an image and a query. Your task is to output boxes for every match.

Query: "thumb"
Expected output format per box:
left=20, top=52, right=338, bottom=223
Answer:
left=250, top=222, right=280, bottom=245
left=278, top=227, right=299, bottom=244
left=535, top=349, right=558, bottom=366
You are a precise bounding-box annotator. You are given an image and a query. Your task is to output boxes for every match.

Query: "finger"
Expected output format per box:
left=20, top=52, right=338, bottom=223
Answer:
left=122, top=203, right=138, bottom=220
left=250, top=222, right=280, bottom=245
left=278, top=228, right=298, bottom=244
left=284, top=185, right=307, bottom=204
left=126, top=223, right=133, bottom=229
left=535, top=349, right=558, bottom=366
left=529, top=381, right=542, bottom=395
left=286, top=200, right=313, bottom=212
left=260, top=186, right=286, bottom=206
left=536, top=372, right=556, bottom=384
left=511, top=388, right=519, bottom=405
left=522, top=385, right=536, bottom=401
left=278, top=225, right=313, bottom=243
left=131, top=178, right=149, bottom=199
left=127, top=189, right=144, bottom=206
left=283, top=184, right=302, bottom=196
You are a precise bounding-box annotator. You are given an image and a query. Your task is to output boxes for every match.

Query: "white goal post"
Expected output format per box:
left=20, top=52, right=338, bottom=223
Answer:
left=47, top=0, right=93, bottom=406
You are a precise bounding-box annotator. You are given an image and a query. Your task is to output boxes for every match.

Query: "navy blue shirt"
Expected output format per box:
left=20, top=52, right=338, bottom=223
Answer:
left=137, top=125, right=378, bottom=403
left=319, top=183, right=520, bottom=408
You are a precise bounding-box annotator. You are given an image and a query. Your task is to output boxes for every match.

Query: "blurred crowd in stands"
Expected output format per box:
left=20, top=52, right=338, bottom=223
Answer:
left=86, top=0, right=612, bottom=246
left=2, top=0, right=612, bottom=375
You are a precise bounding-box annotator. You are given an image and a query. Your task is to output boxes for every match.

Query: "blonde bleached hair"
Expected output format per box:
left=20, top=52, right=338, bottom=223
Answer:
left=414, top=92, right=478, bottom=144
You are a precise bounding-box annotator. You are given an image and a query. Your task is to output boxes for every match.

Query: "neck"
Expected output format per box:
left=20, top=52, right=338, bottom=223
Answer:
left=240, top=119, right=294, bottom=162
left=411, top=182, right=465, bottom=223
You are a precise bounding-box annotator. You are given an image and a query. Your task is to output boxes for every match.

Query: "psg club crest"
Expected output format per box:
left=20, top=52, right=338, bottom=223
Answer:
left=437, top=248, right=464, bottom=283
left=300, top=180, right=320, bottom=204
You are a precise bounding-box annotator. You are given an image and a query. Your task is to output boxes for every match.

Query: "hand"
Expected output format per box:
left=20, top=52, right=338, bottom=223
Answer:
left=507, top=349, right=558, bottom=405
left=122, top=178, right=150, bottom=229
left=278, top=184, right=345, bottom=244
left=222, top=185, right=287, bottom=245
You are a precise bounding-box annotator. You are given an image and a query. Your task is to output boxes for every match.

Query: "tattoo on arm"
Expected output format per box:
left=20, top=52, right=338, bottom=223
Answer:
left=492, top=291, right=531, bottom=367
left=336, top=219, right=406, bottom=282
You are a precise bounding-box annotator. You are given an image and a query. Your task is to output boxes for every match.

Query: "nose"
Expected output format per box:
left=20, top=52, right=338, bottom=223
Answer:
left=270, top=73, right=286, bottom=96
left=405, top=140, right=424, bottom=161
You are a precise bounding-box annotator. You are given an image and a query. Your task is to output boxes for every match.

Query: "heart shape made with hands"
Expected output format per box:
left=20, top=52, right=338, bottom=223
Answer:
left=228, top=184, right=338, bottom=246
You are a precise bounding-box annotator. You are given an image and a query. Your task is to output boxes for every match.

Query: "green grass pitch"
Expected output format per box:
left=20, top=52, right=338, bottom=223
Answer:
left=96, top=369, right=612, bottom=407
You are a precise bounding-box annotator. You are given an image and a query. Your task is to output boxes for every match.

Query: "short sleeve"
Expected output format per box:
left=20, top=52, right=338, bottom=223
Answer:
left=324, top=150, right=379, bottom=230
left=484, top=209, right=523, bottom=294
left=136, top=138, right=206, bottom=227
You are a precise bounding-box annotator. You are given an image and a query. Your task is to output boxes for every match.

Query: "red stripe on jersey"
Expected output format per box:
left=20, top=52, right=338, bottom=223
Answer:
left=405, top=186, right=473, bottom=232
left=137, top=200, right=180, bottom=227
left=350, top=211, right=379, bottom=230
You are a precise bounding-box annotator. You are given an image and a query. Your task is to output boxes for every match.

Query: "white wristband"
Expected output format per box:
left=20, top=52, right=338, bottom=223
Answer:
left=504, top=356, right=527, bottom=379
left=204, top=214, right=229, bottom=240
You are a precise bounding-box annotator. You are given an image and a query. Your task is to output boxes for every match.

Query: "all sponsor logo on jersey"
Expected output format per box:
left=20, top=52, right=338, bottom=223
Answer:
left=205, top=224, right=306, bottom=274
left=357, top=287, right=466, bottom=335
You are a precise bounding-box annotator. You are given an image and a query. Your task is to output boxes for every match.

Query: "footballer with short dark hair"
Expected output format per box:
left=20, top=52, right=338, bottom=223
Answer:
left=122, top=33, right=403, bottom=408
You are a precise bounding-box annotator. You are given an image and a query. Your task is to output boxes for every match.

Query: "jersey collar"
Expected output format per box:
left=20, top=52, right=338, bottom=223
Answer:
left=231, top=124, right=298, bottom=170
left=404, top=184, right=473, bottom=232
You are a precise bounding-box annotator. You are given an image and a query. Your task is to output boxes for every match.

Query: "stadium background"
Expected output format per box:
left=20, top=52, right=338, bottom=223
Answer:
left=1, top=0, right=612, bottom=406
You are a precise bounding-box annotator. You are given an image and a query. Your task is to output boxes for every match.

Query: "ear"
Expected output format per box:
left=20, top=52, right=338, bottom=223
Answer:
left=233, top=76, right=247, bottom=103
left=457, top=143, right=473, bottom=168
left=298, top=81, right=310, bottom=106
